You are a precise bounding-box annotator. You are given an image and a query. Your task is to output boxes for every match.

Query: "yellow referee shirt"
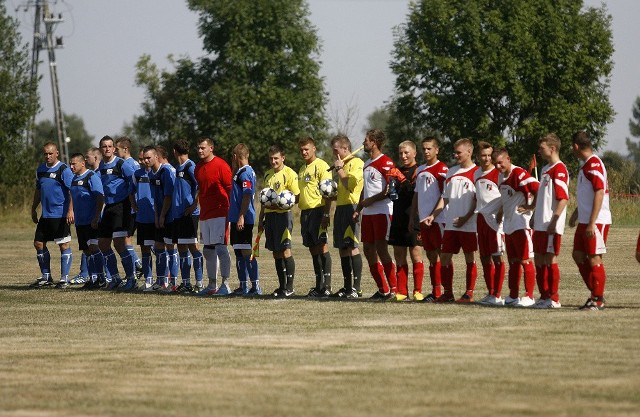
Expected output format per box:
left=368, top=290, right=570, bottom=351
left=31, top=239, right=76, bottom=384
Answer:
left=336, top=157, right=364, bottom=206
left=263, top=165, right=300, bottom=213
left=298, top=158, right=331, bottom=210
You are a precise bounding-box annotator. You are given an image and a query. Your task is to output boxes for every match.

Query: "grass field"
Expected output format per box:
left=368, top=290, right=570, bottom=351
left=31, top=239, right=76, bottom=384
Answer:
left=1, top=224, right=639, bottom=417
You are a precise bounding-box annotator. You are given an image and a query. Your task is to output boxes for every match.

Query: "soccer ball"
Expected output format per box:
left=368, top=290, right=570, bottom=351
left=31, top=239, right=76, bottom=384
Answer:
left=318, top=179, right=338, bottom=199
left=276, top=190, right=296, bottom=210
left=259, top=187, right=278, bottom=207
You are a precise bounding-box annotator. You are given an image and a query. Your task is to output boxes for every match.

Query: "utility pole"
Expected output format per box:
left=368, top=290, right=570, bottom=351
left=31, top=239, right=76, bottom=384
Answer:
left=25, top=0, right=69, bottom=163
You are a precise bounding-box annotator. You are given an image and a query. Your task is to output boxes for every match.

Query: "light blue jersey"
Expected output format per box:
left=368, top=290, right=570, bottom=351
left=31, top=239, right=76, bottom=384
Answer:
left=150, top=163, right=176, bottom=224
left=229, top=164, right=256, bottom=224
left=36, top=161, right=73, bottom=218
left=131, top=168, right=155, bottom=224
left=99, top=156, right=135, bottom=205
left=173, top=159, right=200, bottom=218
left=70, top=170, right=104, bottom=226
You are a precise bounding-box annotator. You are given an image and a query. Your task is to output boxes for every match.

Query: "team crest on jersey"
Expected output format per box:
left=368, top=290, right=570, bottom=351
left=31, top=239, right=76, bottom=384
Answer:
left=77, top=180, right=84, bottom=186
left=485, top=183, right=492, bottom=191
left=233, top=174, right=238, bottom=181
left=518, top=172, right=525, bottom=180
left=178, top=172, right=185, bottom=178
left=305, top=174, right=311, bottom=183
left=155, top=180, right=161, bottom=185
left=106, top=169, right=114, bottom=175
left=242, top=180, right=251, bottom=189
left=275, top=181, right=281, bottom=191
left=49, top=173, right=56, bottom=178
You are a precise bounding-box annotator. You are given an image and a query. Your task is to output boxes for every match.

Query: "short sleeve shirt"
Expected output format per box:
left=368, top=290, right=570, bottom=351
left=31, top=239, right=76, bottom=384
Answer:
left=263, top=165, right=300, bottom=214
left=474, top=167, right=502, bottom=232
left=36, top=161, right=73, bottom=218
left=71, top=170, right=104, bottom=226
left=576, top=155, right=611, bottom=225
left=533, top=161, right=569, bottom=234
left=442, top=164, right=479, bottom=232
left=498, top=166, right=539, bottom=235
left=414, top=160, right=448, bottom=223
left=229, top=164, right=257, bottom=224
left=298, top=158, right=332, bottom=210
left=336, top=157, right=364, bottom=206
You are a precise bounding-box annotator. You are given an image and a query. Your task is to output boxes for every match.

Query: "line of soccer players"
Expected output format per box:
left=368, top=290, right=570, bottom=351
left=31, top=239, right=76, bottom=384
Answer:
left=30, top=130, right=615, bottom=309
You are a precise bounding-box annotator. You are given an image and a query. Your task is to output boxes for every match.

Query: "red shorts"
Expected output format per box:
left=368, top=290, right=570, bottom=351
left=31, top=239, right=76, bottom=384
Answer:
left=573, top=223, right=609, bottom=256
left=532, top=231, right=562, bottom=256
left=361, top=214, right=391, bottom=243
left=441, top=230, right=477, bottom=254
left=420, top=222, right=443, bottom=252
left=505, top=229, right=533, bottom=261
left=477, top=214, right=503, bottom=257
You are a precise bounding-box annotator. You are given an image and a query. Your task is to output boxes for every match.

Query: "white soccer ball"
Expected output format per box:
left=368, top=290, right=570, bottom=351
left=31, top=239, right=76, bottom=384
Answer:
left=276, top=190, right=296, bottom=210
left=259, top=187, right=278, bottom=207
left=318, top=179, right=338, bottom=199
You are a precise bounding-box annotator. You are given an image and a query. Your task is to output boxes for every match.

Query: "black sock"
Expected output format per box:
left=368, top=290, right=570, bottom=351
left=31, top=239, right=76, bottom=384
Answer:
left=340, top=256, right=352, bottom=290
left=312, top=254, right=323, bottom=291
left=284, top=256, right=295, bottom=292
left=351, top=254, right=363, bottom=292
left=321, top=252, right=332, bottom=290
left=275, top=258, right=286, bottom=290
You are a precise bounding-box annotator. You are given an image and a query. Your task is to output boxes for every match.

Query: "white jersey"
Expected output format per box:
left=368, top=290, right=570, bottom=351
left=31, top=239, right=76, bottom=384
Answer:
left=362, top=153, right=395, bottom=216
left=442, top=164, right=479, bottom=232
left=533, top=161, right=569, bottom=234
left=498, top=166, right=539, bottom=235
left=414, top=160, right=448, bottom=223
left=577, top=155, right=611, bottom=225
left=474, top=167, right=502, bottom=232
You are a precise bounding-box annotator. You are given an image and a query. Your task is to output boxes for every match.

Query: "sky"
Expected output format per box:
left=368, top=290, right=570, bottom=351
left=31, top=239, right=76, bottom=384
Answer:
left=10, top=0, right=640, bottom=154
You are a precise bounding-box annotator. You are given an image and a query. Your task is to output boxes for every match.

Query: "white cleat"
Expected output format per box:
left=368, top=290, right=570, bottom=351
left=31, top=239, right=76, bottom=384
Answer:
left=515, top=296, right=535, bottom=307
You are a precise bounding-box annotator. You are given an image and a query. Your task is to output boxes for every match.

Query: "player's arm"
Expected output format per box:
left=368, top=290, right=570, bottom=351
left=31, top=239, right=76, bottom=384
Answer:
left=586, top=188, right=604, bottom=238
left=158, top=196, right=172, bottom=229
left=334, top=155, right=349, bottom=189
left=426, top=197, right=445, bottom=226
left=257, top=200, right=265, bottom=233
left=31, top=189, right=41, bottom=224
left=184, top=189, right=199, bottom=216
left=66, top=191, right=74, bottom=225
left=453, top=194, right=476, bottom=228
left=409, top=193, right=418, bottom=231
left=547, top=197, right=568, bottom=234
left=93, top=194, right=104, bottom=230
left=568, top=207, right=578, bottom=228
left=352, top=189, right=365, bottom=221
left=237, top=192, right=251, bottom=231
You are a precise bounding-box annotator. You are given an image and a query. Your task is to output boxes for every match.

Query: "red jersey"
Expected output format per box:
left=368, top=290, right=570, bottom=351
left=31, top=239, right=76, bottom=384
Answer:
left=474, top=167, right=502, bottom=232
left=533, top=161, right=569, bottom=234
left=195, top=156, right=232, bottom=220
left=577, top=155, right=611, bottom=225
left=414, top=160, right=448, bottom=223
left=498, top=166, right=539, bottom=235
left=442, top=164, right=479, bottom=232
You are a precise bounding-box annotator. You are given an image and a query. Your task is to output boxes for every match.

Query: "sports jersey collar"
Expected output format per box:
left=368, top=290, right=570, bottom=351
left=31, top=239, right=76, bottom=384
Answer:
left=366, top=153, right=384, bottom=164
left=46, top=160, right=62, bottom=169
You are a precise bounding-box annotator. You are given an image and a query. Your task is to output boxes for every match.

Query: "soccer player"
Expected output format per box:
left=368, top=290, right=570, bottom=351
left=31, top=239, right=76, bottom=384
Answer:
left=30, top=142, right=74, bottom=288
left=194, top=137, right=233, bottom=296
left=352, top=129, right=404, bottom=300
left=97, top=135, right=137, bottom=290
left=569, top=131, right=612, bottom=311
left=410, top=137, right=448, bottom=302
left=532, top=133, right=569, bottom=309
left=494, top=148, right=539, bottom=307
left=130, top=147, right=156, bottom=291
left=330, top=134, right=364, bottom=299
left=229, top=143, right=261, bottom=295
left=171, top=139, right=204, bottom=293
left=433, top=138, right=479, bottom=303
left=474, top=141, right=506, bottom=306
left=157, top=145, right=180, bottom=289
left=389, top=140, right=424, bottom=301
left=85, top=147, right=102, bottom=171
left=68, top=153, right=105, bottom=289
left=257, top=145, right=300, bottom=298
left=297, top=137, right=333, bottom=298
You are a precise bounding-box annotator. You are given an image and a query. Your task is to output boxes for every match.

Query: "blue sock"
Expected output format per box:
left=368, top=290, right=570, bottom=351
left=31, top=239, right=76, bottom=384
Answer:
left=235, top=251, right=248, bottom=286
left=119, top=250, right=134, bottom=278
left=91, top=252, right=105, bottom=283
left=102, top=249, right=120, bottom=280
left=156, top=249, right=167, bottom=285
left=60, top=248, right=72, bottom=281
left=86, top=253, right=94, bottom=281
left=179, top=251, right=191, bottom=284
left=36, top=248, right=51, bottom=279
left=142, top=253, right=153, bottom=284
left=80, top=252, right=89, bottom=277
left=248, top=257, right=259, bottom=288
left=192, top=250, right=203, bottom=282
left=126, top=244, right=140, bottom=266
left=167, top=249, right=179, bottom=284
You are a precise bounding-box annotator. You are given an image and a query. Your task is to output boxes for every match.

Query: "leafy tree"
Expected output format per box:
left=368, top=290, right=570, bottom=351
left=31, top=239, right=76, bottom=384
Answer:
left=0, top=0, right=39, bottom=192
left=625, top=96, right=640, bottom=165
left=33, top=113, right=95, bottom=159
left=134, top=0, right=327, bottom=172
left=391, top=0, right=614, bottom=167
left=602, top=150, right=640, bottom=195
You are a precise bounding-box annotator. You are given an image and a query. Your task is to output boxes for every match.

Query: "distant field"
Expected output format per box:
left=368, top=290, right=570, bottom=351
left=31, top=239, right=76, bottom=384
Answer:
left=0, top=225, right=639, bottom=417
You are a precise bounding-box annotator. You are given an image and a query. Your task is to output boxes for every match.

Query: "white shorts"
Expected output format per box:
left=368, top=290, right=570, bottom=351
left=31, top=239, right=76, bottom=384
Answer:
left=199, top=217, right=229, bottom=246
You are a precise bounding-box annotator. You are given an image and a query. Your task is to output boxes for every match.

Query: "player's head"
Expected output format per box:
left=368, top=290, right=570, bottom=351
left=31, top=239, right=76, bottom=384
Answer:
left=571, top=130, right=592, bottom=159
left=99, top=135, right=116, bottom=159
left=421, top=136, right=440, bottom=164
left=538, top=133, right=561, bottom=162
left=268, top=145, right=285, bottom=171
left=398, top=140, right=417, bottom=167
left=298, top=136, right=317, bottom=163
left=453, top=138, right=473, bottom=165
left=231, top=143, right=250, bottom=170
left=142, top=145, right=159, bottom=170
left=115, top=136, right=132, bottom=158
left=364, top=129, right=386, bottom=153
left=156, top=145, right=169, bottom=163
left=173, top=139, right=190, bottom=157
left=138, top=149, right=145, bottom=165
left=42, top=142, right=59, bottom=166
left=492, top=147, right=511, bottom=174
left=85, top=147, right=101, bottom=170
left=69, top=153, right=86, bottom=175
left=331, top=134, right=352, bottom=159
left=197, top=137, right=215, bottom=161
left=476, top=141, right=494, bottom=170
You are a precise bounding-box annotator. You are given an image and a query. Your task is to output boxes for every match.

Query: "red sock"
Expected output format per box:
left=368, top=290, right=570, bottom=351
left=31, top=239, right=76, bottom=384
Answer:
left=465, top=262, right=477, bottom=294
left=508, top=262, right=521, bottom=299
left=578, top=261, right=592, bottom=291
left=548, top=263, right=560, bottom=302
left=441, top=263, right=454, bottom=296
left=382, top=262, right=397, bottom=293
left=413, top=261, right=424, bottom=294
left=369, top=263, right=388, bottom=293
left=535, top=265, right=548, bottom=299
left=482, top=262, right=495, bottom=295
left=494, top=261, right=505, bottom=297
left=397, top=264, right=408, bottom=296
left=523, top=262, right=536, bottom=298
left=590, top=263, right=606, bottom=298
left=430, top=262, right=442, bottom=297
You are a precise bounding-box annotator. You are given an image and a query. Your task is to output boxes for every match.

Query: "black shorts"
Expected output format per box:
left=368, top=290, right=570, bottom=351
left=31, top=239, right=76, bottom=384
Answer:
left=127, top=211, right=137, bottom=237
left=155, top=221, right=174, bottom=244
left=172, top=215, right=199, bottom=244
left=35, top=217, right=71, bottom=244
left=333, top=204, right=360, bottom=249
left=265, top=211, right=293, bottom=252
left=388, top=209, right=420, bottom=247
left=300, top=207, right=327, bottom=248
left=136, top=222, right=156, bottom=247
left=230, top=223, right=253, bottom=250
left=75, top=224, right=98, bottom=251
left=98, top=200, right=129, bottom=239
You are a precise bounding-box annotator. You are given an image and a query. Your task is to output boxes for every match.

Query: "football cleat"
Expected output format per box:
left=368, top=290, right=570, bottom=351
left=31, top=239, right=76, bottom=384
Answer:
left=435, top=293, right=455, bottom=303
left=422, top=293, right=437, bottom=303
left=69, top=274, right=89, bottom=285
left=346, top=288, right=359, bottom=299
left=215, top=284, right=231, bottom=296
left=550, top=300, right=562, bottom=309
left=175, top=283, right=194, bottom=294
left=307, top=287, right=324, bottom=298
left=119, top=277, right=138, bottom=292
left=271, top=288, right=285, bottom=298
left=382, top=292, right=396, bottom=301
left=579, top=298, right=604, bottom=311
left=504, top=296, right=520, bottom=306
left=394, top=293, right=408, bottom=301
left=369, top=291, right=386, bottom=300
left=141, top=282, right=155, bottom=292
left=55, top=280, right=69, bottom=289
left=533, top=298, right=552, bottom=309
left=246, top=286, right=263, bottom=296
left=456, top=293, right=474, bottom=304
left=30, top=276, right=53, bottom=288
left=413, top=292, right=425, bottom=301
left=284, top=289, right=295, bottom=298
left=105, top=277, right=123, bottom=290
left=194, top=281, right=205, bottom=292
left=515, top=296, right=535, bottom=307
left=330, top=287, right=349, bottom=298
left=196, top=286, right=219, bottom=296
left=232, top=286, right=249, bottom=296
left=480, top=295, right=505, bottom=306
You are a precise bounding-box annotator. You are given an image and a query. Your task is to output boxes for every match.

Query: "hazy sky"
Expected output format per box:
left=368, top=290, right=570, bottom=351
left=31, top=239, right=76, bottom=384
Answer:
left=10, top=0, right=640, bottom=153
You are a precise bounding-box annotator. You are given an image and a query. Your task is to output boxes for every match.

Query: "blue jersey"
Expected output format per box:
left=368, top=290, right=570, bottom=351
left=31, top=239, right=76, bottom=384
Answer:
left=229, top=164, right=256, bottom=224
left=36, top=161, right=73, bottom=218
left=99, top=157, right=135, bottom=205
left=70, top=170, right=104, bottom=226
left=173, top=159, right=200, bottom=218
left=131, top=168, right=155, bottom=224
left=123, top=156, right=140, bottom=174
left=150, top=163, right=176, bottom=223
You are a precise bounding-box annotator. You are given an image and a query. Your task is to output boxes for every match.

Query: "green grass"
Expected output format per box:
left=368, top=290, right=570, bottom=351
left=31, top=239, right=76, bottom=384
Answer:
left=1, top=225, right=639, bottom=417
